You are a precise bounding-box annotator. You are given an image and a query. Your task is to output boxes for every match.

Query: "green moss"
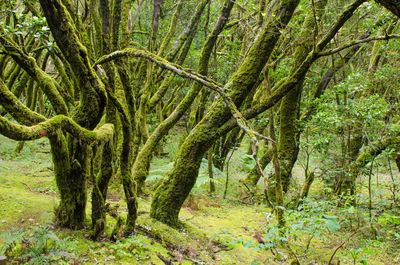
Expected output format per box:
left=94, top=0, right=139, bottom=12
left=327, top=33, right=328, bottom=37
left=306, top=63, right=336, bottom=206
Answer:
left=0, top=136, right=57, bottom=234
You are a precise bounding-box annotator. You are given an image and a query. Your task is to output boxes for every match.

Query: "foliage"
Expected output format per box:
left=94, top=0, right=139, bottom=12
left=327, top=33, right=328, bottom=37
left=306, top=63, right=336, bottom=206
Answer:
left=147, top=158, right=223, bottom=190
left=97, top=235, right=150, bottom=263
left=0, top=225, right=78, bottom=264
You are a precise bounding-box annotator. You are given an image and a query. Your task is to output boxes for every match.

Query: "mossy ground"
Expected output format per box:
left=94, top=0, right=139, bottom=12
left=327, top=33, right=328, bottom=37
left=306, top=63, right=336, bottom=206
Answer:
left=1, top=135, right=400, bottom=264
left=0, top=136, right=57, bottom=233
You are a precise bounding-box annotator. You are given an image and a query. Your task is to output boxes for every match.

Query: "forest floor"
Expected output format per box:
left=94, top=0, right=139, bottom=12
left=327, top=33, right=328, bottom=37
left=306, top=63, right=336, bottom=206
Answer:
left=0, top=134, right=399, bottom=264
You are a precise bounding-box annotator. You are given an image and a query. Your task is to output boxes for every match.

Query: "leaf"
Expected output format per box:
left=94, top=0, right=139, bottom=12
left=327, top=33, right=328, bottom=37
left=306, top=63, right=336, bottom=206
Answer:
left=243, top=239, right=253, bottom=248
left=226, top=239, right=243, bottom=250
left=322, top=215, right=340, bottom=232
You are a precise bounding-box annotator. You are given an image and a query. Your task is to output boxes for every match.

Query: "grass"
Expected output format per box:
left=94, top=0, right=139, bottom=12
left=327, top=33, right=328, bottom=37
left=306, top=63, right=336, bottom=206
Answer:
left=1, top=134, right=400, bottom=264
left=0, top=136, right=56, bottom=234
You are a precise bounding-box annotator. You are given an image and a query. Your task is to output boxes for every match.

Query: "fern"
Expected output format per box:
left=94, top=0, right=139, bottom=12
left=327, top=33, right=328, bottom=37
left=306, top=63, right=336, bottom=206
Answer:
left=146, top=162, right=173, bottom=183
left=195, top=175, right=222, bottom=188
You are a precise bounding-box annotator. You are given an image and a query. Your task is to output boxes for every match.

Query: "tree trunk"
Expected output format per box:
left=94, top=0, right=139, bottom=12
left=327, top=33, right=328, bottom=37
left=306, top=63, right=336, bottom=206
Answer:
left=150, top=0, right=300, bottom=226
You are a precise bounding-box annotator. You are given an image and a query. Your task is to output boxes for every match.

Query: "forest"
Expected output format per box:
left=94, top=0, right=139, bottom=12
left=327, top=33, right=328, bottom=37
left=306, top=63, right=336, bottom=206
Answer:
left=0, top=0, right=400, bottom=264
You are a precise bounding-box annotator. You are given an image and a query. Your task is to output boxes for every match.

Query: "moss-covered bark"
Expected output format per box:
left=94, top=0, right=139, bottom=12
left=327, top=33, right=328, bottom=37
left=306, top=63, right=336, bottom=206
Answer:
left=376, top=0, right=400, bottom=17
left=0, top=26, right=68, bottom=115
left=157, top=0, right=184, bottom=57
left=334, top=21, right=395, bottom=195
left=132, top=0, right=234, bottom=192
left=213, top=127, right=243, bottom=171
left=106, top=89, right=138, bottom=233
left=37, top=0, right=109, bottom=229
left=243, top=147, right=273, bottom=187
left=343, top=135, right=400, bottom=195
left=277, top=0, right=327, bottom=193
left=150, top=0, right=301, bottom=226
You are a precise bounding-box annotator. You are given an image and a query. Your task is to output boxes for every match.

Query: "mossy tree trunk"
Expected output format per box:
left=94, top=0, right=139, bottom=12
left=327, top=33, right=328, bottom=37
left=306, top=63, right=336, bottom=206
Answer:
left=133, top=0, right=233, bottom=192
left=149, top=0, right=367, bottom=226
left=39, top=0, right=108, bottom=228
left=277, top=0, right=327, bottom=194
left=150, top=0, right=301, bottom=226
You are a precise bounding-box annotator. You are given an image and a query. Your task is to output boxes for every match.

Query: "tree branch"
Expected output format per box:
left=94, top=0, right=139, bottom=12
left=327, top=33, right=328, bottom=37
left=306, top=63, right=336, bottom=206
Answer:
left=0, top=115, right=113, bottom=144
left=317, top=34, right=400, bottom=57
left=94, top=48, right=225, bottom=92
left=0, top=26, right=69, bottom=115
left=0, top=78, right=46, bottom=126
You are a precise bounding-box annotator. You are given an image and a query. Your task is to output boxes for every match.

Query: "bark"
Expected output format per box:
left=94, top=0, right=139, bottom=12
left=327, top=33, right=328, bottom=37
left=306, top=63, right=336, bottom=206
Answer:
left=0, top=26, right=68, bottom=115
left=165, top=0, right=210, bottom=63
left=375, top=0, right=400, bottom=18
left=149, top=0, right=210, bottom=109
left=208, top=148, right=216, bottom=193
left=106, top=90, right=138, bottom=234
left=213, top=127, right=243, bottom=171
left=334, top=21, right=396, bottom=194
left=150, top=0, right=301, bottom=226
left=277, top=0, right=327, bottom=193
left=243, top=147, right=273, bottom=187
left=1, top=76, right=113, bottom=228
left=217, top=0, right=366, bottom=140
left=157, top=0, right=184, bottom=57
left=300, top=171, right=314, bottom=199
left=38, top=0, right=108, bottom=228
left=343, top=135, right=400, bottom=195
left=132, top=0, right=235, bottom=192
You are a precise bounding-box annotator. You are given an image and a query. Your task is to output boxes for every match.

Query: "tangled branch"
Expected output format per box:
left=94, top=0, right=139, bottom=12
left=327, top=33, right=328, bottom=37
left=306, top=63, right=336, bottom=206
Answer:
left=95, top=48, right=275, bottom=143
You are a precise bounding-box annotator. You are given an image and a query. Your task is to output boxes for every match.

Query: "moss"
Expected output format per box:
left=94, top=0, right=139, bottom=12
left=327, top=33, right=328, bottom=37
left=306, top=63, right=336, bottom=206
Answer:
left=0, top=135, right=56, bottom=233
left=150, top=0, right=300, bottom=225
left=165, top=0, right=210, bottom=63
left=243, top=147, right=273, bottom=188
left=5, top=64, right=21, bottom=90
left=157, top=0, right=184, bottom=57
left=277, top=0, right=327, bottom=192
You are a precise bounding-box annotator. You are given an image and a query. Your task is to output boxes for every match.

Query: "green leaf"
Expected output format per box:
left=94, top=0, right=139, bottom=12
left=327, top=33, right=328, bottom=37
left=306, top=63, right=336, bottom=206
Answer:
left=322, top=215, right=340, bottom=232
left=243, top=239, right=253, bottom=248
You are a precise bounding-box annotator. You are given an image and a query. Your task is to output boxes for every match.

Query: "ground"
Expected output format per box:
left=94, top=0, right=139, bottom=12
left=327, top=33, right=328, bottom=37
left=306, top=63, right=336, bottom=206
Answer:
left=0, top=135, right=399, bottom=264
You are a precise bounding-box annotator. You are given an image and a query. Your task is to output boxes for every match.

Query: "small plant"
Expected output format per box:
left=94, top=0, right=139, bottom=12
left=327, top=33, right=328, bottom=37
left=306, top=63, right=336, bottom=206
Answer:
left=0, top=225, right=78, bottom=264
left=98, top=235, right=150, bottom=262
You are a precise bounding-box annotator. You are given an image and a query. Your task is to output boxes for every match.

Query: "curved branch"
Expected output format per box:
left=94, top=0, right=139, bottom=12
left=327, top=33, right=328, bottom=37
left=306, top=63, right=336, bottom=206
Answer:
left=317, top=0, right=366, bottom=50
left=95, top=49, right=273, bottom=143
left=218, top=0, right=367, bottom=137
left=0, top=26, right=69, bottom=115
left=349, top=134, right=400, bottom=179
left=94, top=48, right=225, bottom=92
left=0, top=78, right=46, bottom=126
left=0, top=115, right=113, bottom=144
left=317, top=34, right=400, bottom=57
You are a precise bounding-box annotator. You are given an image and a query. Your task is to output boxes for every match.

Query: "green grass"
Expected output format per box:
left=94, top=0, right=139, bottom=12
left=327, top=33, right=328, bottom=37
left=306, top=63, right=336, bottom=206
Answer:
left=1, top=134, right=400, bottom=264
left=0, top=136, right=56, bottom=234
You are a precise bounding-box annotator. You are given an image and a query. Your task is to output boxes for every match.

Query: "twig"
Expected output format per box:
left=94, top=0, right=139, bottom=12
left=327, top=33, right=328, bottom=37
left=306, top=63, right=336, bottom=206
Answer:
left=22, top=182, right=33, bottom=192
left=251, top=142, right=275, bottom=211
left=328, top=230, right=358, bottom=264
left=156, top=253, right=175, bottom=265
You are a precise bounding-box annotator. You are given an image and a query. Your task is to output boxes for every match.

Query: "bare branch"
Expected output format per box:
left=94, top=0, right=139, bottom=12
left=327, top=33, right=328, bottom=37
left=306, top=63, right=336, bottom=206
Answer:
left=317, top=34, right=400, bottom=57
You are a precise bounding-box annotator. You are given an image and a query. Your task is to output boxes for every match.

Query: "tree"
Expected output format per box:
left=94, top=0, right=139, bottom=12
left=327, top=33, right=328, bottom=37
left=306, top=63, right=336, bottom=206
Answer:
left=1, top=0, right=399, bottom=239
